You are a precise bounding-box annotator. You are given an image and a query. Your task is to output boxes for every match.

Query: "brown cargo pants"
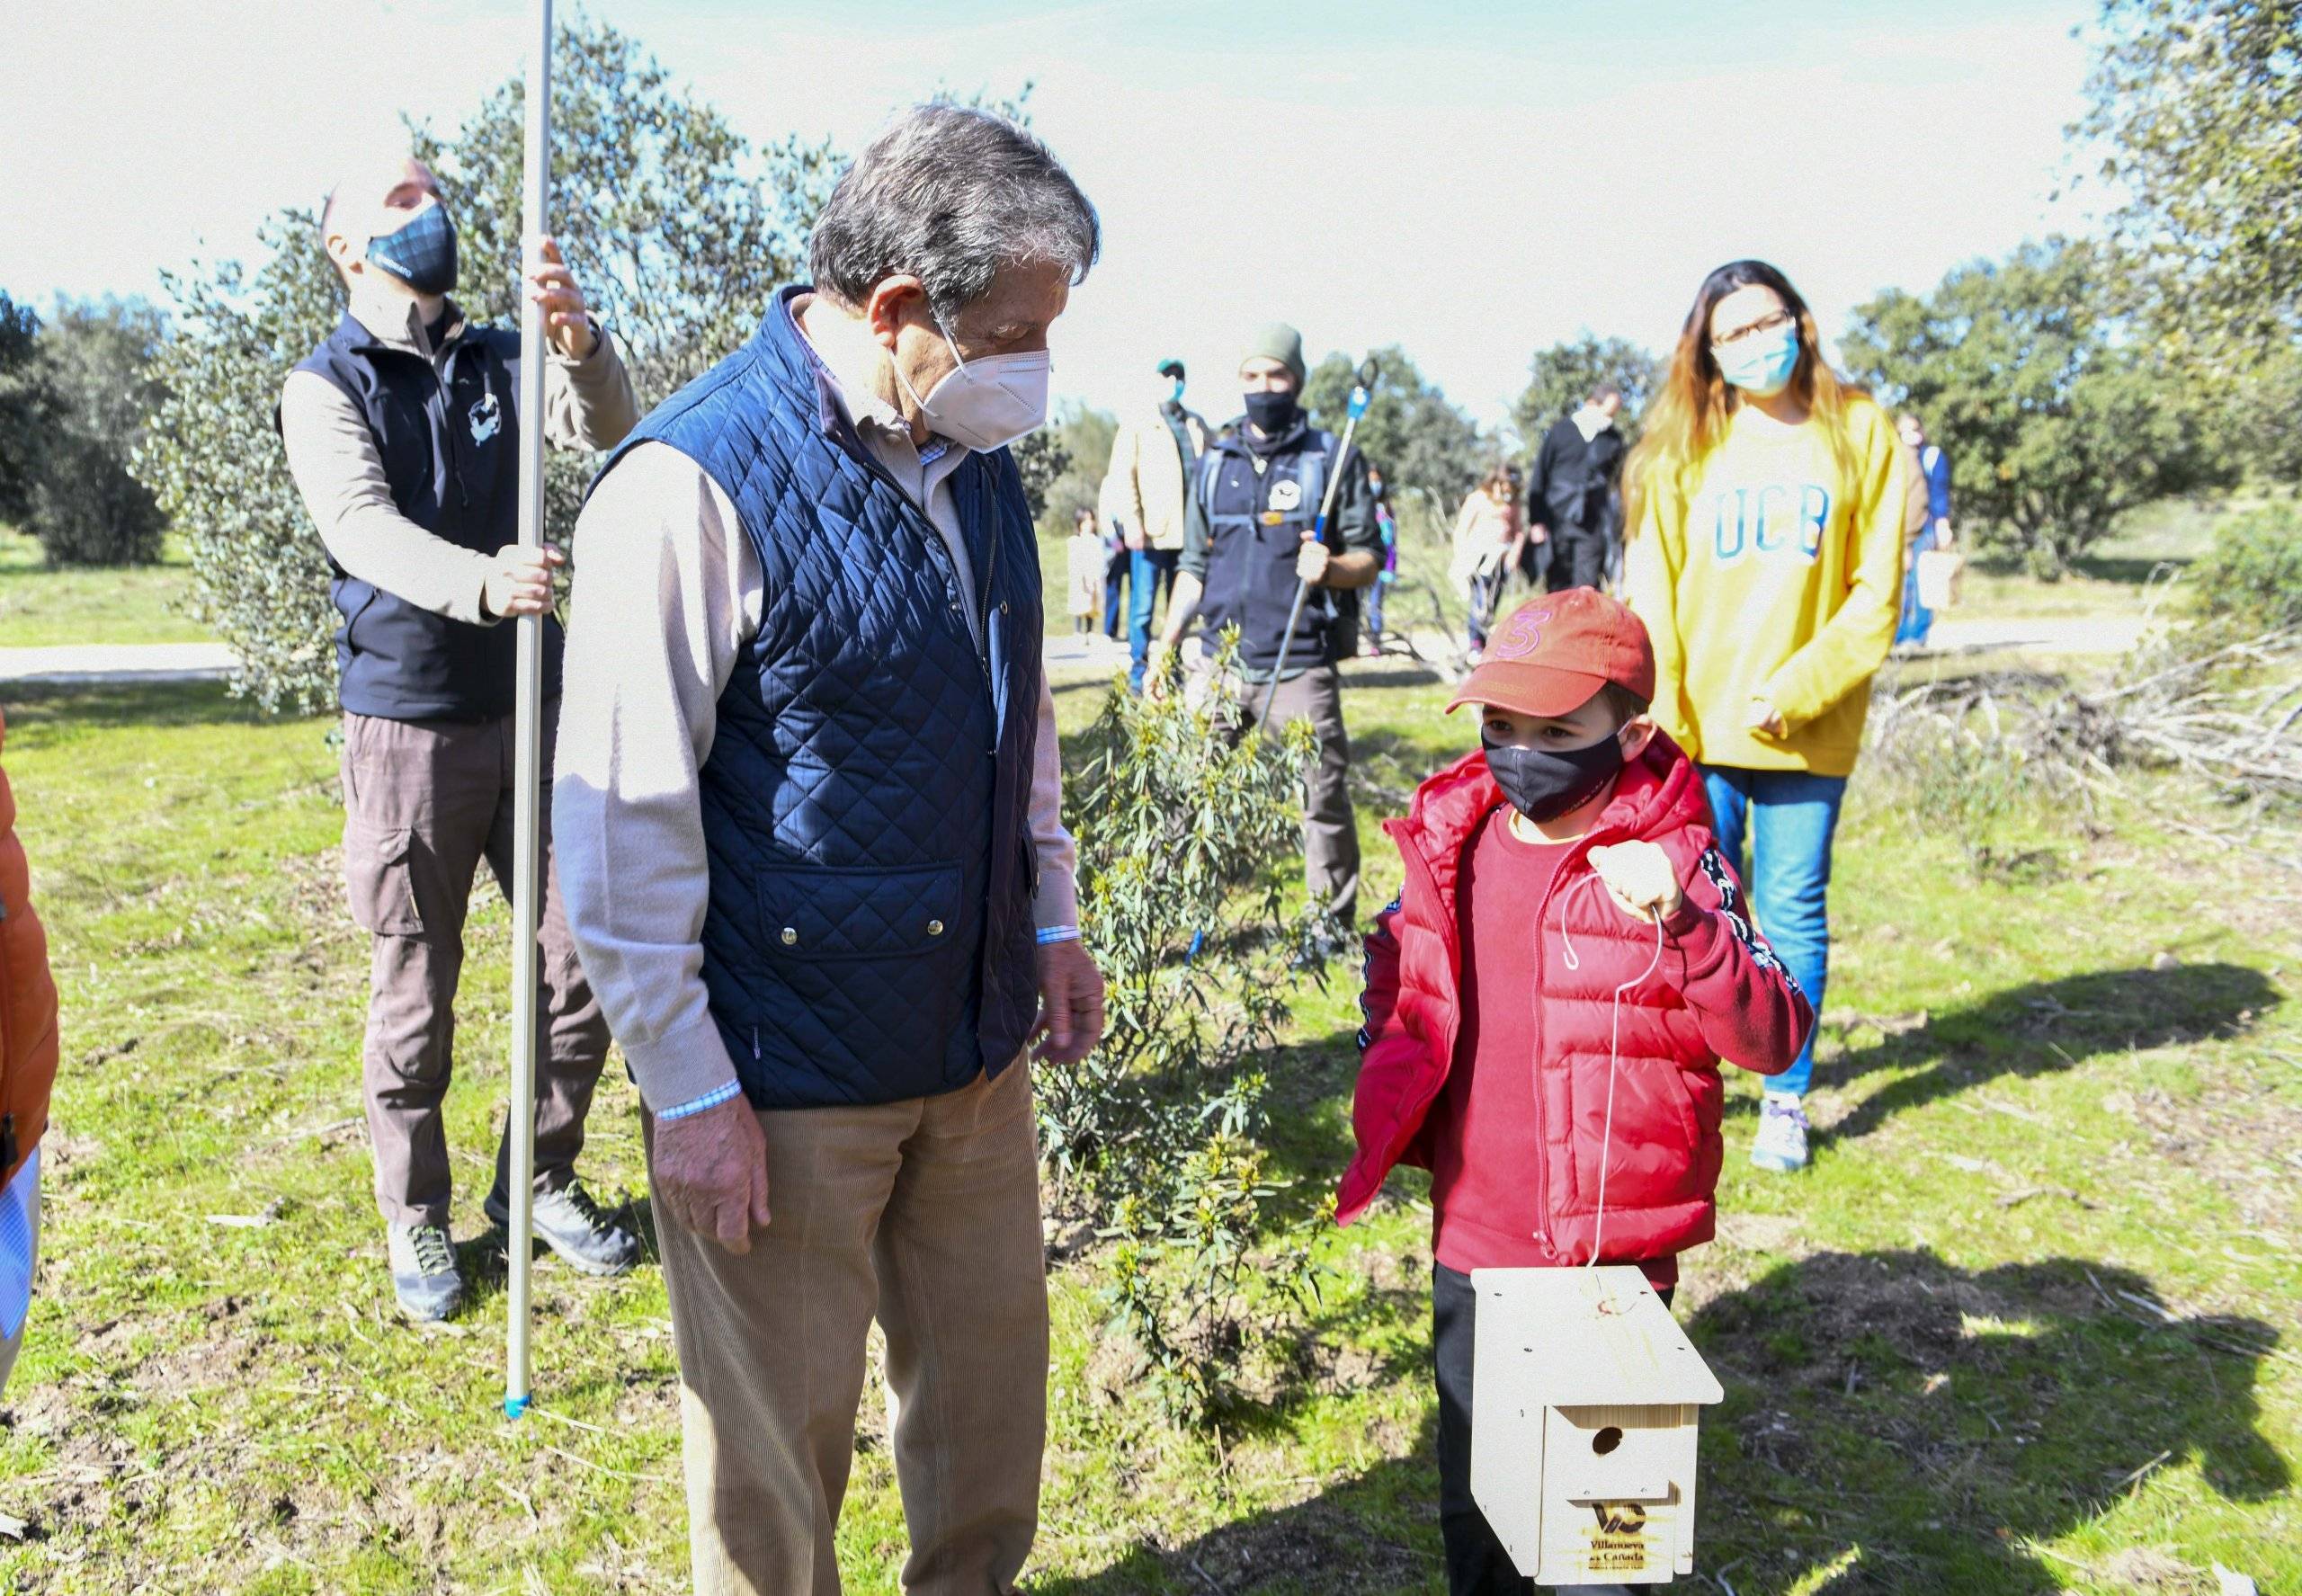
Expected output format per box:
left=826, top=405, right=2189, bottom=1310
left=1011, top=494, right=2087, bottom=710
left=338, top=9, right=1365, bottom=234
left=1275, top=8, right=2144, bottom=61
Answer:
left=1189, top=658, right=1362, bottom=923
left=340, top=703, right=611, bottom=1227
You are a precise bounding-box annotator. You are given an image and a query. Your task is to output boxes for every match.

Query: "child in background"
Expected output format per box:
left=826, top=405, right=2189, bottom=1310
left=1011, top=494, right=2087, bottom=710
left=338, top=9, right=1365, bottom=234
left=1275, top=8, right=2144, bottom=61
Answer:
left=1066, top=506, right=1106, bottom=637
left=1338, top=589, right=1811, bottom=1595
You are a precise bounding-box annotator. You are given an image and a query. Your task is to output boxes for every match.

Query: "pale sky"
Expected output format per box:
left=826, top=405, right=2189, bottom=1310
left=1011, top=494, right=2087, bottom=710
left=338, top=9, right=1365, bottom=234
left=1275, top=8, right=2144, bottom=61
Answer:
left=1, top=0, right=2102, bottom=436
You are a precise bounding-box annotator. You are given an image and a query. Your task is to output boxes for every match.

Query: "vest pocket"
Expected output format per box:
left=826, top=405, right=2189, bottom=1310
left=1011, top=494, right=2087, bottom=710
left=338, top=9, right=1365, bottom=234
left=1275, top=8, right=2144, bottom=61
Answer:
left=745, top=863, right=969, bottom=1082
left=756, top=862, right=964, bottom=962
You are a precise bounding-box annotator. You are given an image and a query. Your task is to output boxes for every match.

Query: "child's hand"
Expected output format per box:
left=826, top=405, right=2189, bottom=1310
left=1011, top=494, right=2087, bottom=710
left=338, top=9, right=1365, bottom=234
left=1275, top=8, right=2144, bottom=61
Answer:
left=1589, top=842, right=1683, bottom=923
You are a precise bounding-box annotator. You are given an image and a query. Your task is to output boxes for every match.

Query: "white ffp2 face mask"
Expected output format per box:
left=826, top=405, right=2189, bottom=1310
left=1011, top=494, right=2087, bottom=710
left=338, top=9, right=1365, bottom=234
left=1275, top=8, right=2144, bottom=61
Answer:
left=895, top=322, right=1053, bottom=453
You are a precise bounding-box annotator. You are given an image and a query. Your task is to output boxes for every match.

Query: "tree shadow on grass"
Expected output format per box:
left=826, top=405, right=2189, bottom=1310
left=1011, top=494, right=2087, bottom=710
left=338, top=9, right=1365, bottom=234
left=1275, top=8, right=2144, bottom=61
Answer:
left=1031, top=1412, right=1445, bottom=1595
left=1686, top=1250, right=2287, bottom=1594
left=1035, top=1249, right=2286, bottom=1595
left=1, top=677, right=285, bottom=736
left=1820, top=961, right=2276, bottom=1148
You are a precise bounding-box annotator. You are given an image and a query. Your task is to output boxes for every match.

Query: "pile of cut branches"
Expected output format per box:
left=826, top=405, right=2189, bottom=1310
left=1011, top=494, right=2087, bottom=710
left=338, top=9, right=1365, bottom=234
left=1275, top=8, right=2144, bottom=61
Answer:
left=1869, top=626, right=2302, bottom=807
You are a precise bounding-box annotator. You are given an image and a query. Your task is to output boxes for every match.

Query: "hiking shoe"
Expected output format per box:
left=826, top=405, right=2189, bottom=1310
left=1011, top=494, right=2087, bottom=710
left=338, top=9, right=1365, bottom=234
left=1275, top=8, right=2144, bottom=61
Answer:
left=486, top=1181, right=640, bottom=1278
left=387, top=1222, right=464, bottom=1321
left=1751, top=1096, right=1810, bottom=1173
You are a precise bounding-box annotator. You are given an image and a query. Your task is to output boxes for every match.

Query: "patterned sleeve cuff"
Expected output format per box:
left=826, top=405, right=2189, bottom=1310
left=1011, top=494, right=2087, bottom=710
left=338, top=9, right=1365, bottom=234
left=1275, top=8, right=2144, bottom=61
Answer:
left=655, top=1080, right=745, bottom=1121
left=1036, top=925, right=1082, bottom=946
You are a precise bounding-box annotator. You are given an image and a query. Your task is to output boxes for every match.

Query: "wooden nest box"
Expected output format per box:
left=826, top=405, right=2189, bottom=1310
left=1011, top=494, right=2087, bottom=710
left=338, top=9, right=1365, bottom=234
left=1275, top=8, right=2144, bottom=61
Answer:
left=1471, top=1265, right=1725, bottom=1585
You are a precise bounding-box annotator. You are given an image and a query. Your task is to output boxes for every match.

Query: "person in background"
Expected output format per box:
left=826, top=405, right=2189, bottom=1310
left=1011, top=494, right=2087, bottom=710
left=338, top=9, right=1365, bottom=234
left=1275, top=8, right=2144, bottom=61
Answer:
left=1069, top=505, right=1108, bottom=637
left=0, top=711, right=58, bottom=1394
left=1622, top=258, right=1908, bottom=1175
left=1447, top=462, right=1522, bottom=656
left=1102, top=357, right=1210, bottom=689
left=277, top=152, right=641, bottom=1322
left=1527, top=381, right=1627, bottom=593
left=1099, top=495, right=1130, bottom=642
left=1339, top=590, right=1809, bottom=1596
left=1895, top=411, right=1955, bottom=647
left=1147, top=321, right=1381, bottom=944
left=1362, top=463, right=1400, bottom=655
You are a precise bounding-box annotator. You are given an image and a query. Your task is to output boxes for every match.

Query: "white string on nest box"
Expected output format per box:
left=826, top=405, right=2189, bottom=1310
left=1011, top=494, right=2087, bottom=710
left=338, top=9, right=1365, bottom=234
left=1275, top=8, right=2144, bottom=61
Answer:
left=1553, top=876, right=1669, bottom=1310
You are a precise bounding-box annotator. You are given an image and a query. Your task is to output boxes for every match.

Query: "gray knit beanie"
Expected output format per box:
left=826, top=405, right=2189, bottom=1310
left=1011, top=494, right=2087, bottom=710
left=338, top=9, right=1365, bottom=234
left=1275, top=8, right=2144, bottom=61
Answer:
left=1241, top=322, right=1306, bottom=386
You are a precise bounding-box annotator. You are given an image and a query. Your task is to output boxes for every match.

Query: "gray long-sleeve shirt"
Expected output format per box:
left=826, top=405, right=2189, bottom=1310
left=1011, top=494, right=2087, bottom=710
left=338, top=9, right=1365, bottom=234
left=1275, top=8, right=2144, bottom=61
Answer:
left=551, top=295, right=1077, bottom=1114
left=279, top=287, right=639, bottom=621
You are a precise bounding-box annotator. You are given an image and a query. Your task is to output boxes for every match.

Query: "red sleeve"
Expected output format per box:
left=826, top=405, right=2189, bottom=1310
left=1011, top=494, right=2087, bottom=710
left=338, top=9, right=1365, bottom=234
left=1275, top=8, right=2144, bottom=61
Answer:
left=1661, top=845, right=1813, bottom=1076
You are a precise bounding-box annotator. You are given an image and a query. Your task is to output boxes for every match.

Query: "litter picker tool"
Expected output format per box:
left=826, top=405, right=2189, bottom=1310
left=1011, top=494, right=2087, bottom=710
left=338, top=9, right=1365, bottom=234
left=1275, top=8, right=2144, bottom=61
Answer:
left=504, top=0, right=553, bottom=1422
left=1259, top=357, right=1378, bottom=727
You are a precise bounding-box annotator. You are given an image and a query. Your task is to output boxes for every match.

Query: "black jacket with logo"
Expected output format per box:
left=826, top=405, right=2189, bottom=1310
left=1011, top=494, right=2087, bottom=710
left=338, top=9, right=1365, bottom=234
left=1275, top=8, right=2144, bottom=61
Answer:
left=1181, top=414, right=1379, bottom=679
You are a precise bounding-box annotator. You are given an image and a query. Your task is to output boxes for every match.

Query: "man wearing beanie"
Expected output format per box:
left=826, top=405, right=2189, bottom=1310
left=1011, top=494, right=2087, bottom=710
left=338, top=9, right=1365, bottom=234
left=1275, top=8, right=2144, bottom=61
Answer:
left=1149, top=322, right=1382, bottom=948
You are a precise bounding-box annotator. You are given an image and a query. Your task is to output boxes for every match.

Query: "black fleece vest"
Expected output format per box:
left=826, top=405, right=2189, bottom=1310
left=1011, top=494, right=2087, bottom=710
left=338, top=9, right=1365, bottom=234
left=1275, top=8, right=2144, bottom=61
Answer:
left=289, top=313, right=561, bottom=720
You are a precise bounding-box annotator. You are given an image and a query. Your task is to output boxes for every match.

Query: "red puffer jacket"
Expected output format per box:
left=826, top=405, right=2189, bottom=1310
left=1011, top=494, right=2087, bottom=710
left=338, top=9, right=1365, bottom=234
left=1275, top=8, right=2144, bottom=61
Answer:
left=0, top=711, right=58, bottom=1193
left=1337, top=734, right=1810, bottom=1265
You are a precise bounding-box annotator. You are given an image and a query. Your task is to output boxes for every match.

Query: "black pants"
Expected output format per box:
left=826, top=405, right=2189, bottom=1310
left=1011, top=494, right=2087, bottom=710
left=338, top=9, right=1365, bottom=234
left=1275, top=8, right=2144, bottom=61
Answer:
left=1433, top=1263, right=1673, bottom=1594
left=1542, top=526, right=1609, bottom=593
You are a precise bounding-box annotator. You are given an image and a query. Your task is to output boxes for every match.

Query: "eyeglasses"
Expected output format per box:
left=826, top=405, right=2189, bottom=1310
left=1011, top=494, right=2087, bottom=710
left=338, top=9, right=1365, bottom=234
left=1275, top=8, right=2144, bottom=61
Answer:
left=1711, top=307, right=1797, bottom=349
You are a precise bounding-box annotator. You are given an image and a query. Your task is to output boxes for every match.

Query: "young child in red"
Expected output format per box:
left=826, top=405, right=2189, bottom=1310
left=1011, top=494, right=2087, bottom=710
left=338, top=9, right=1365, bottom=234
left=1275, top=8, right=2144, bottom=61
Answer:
left=1339, top=589, right=1811, bottom=1595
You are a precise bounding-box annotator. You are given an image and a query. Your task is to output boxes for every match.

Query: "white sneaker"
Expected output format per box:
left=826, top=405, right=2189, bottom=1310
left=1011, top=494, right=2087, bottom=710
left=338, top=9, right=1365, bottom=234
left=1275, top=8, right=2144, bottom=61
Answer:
left=1751, top=1095, right=1810, bottom=1172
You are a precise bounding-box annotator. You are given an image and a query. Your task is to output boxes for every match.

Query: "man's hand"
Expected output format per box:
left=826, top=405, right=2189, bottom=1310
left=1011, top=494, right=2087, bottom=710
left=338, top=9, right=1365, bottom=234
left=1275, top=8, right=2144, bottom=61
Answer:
left=1589, top=841, right=1684, bottom=923
left=651, top=1096, right=772, bottom=1255
left=1296, top=530, right=1332, bottom=587
left=1746, top=697, right=1787, bottom=737
left=1033, top=938, right=1107, bottom=1065
left=525, top=236, right=597, bottom=361
left=484, top=543, right=566, bottom=619
left=1145, top=640, right=1179, bottom=702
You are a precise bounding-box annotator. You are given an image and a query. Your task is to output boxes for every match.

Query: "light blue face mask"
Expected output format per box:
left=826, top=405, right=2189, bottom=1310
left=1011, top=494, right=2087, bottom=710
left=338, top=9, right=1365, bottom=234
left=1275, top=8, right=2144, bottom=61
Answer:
left=1717, top=325, right=1800, bottom=398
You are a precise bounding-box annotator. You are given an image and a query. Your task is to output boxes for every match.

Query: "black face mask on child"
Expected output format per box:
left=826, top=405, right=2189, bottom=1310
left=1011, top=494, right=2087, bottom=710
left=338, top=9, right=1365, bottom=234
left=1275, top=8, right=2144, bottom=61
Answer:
left=1483, top=730, right=1626, bottom=824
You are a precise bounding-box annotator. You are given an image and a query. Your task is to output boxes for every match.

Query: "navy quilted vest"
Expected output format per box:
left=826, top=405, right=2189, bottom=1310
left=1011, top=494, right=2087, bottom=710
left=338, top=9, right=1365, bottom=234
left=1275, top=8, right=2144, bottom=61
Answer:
left=286, top=312, right=558, bottom=721
left=590, top=288, right=1044, bottom=1109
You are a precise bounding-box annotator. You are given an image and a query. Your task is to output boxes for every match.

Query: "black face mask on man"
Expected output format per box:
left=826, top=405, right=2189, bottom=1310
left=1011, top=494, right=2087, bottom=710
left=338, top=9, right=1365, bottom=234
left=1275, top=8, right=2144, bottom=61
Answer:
left=365, top=203, right=460, bottom=297
left=1483, top=729, right=1626, bottom=824
left=1243, top=388, right=1299, bottom=436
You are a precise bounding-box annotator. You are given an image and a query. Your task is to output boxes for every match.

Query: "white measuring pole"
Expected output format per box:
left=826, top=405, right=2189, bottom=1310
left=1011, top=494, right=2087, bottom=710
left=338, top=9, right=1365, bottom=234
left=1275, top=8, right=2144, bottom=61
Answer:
left=504, top=0, right=552, bottom=1422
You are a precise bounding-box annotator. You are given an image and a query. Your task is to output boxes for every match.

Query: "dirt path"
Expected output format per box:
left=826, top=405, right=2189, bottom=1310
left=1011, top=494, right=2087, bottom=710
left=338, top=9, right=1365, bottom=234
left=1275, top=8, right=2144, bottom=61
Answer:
left=0, top=612, right=2146, bottom=692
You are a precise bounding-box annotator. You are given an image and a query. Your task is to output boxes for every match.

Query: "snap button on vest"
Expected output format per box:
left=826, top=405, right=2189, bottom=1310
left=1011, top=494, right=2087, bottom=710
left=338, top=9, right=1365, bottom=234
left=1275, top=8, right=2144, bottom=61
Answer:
left=781, top=927, right=799, bottom=946
left=927, top=919, right=945, bottom=937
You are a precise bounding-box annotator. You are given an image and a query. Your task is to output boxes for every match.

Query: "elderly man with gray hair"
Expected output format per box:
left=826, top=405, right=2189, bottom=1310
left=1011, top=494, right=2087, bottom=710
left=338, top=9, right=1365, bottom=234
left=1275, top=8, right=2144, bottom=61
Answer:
left=555, top=103, right=1106, bottom=1594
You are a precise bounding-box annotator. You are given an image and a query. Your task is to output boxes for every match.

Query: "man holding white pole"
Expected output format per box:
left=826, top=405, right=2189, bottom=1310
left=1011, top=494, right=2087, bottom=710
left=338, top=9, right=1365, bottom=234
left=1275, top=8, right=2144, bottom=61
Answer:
left=557, top=103, right=1105, bottom=1593
left=278, top=149, right=641, bottom=1324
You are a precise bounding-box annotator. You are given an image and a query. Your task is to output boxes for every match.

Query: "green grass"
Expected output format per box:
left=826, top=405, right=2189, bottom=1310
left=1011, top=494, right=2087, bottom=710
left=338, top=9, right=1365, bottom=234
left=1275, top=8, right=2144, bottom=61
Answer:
left=2, top=639, right=2298, bottom=1589
left=0, top=526, right=211, bottom=648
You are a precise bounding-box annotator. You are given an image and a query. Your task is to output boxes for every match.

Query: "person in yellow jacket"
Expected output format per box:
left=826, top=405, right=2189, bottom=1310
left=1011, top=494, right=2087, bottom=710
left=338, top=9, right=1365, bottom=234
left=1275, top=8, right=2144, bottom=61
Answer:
left=1623, top=259, right=1906, bottom=1174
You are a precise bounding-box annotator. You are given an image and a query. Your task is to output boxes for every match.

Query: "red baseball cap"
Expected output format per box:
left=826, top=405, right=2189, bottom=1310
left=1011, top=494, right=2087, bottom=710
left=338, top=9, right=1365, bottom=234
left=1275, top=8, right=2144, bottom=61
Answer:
left=1448, top=588, right=1657, bottom=719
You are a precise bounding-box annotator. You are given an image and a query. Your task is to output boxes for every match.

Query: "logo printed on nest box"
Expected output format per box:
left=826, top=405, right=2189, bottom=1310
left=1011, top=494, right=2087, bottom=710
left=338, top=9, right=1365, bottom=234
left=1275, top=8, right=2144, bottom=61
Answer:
left=1591, top=1502, right=1648, bottom=1537
left=1268, top=479, right=1303, bottom=513
left=1493, top=606, right=1555, bottom=660
left=468, top=392, right=502, bottom=445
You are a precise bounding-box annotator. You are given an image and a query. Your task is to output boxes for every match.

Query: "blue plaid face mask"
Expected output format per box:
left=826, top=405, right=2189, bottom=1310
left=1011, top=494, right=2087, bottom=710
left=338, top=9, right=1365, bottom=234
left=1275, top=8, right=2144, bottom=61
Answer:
left=365, top=202, right=460, bottom=297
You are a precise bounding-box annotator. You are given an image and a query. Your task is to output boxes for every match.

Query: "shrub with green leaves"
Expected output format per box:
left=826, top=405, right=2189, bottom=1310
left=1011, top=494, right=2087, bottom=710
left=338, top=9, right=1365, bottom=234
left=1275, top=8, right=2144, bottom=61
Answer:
left=2190, top=501, right=2302, bottom=637
left=1048, top=640, right=1327, bottom=1422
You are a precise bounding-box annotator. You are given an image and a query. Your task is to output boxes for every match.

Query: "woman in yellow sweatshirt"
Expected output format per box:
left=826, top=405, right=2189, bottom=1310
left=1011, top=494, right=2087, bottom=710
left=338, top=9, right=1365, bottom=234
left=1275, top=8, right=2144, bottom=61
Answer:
left=1623, top=259, right=1906, bottom=1174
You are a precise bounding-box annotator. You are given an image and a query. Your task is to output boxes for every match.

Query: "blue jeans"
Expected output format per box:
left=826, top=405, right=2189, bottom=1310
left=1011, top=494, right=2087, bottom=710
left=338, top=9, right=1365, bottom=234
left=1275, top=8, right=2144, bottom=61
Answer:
left=1103, top=553, right=1129, bottom=640
left=1127, top=547, right=1181, bottom=690
left=1896, top=528, right=1935, bottom=646
left=1700, top=765, right=1848, bottom=1099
